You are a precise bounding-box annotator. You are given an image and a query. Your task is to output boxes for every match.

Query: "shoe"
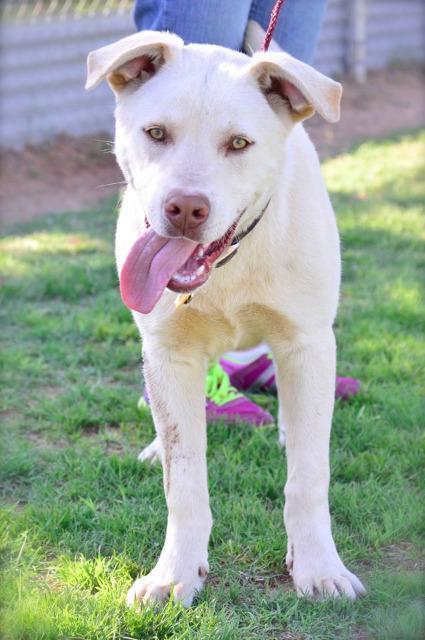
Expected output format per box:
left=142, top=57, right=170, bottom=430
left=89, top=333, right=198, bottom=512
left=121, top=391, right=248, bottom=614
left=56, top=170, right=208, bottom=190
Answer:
left=205, top=362, right=274, bottom=426
left=220, top=349, right=274, bottom=392
left=220, top=347, right=361, bottom=400
left=335, top=376, right=361, bottom=400
left=139, top=361, right=274, bottom=427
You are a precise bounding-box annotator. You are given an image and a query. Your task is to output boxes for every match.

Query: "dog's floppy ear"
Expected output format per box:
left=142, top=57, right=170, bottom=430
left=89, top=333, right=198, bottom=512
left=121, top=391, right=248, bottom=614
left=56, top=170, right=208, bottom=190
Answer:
left=85, top=30, right=183, bottom=93
left=249, top=51, right=342, bottom=123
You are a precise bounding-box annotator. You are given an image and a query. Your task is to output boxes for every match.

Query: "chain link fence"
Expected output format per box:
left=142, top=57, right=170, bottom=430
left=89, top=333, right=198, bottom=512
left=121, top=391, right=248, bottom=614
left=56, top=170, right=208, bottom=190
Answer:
left=1, top=0, right=133, bottom=23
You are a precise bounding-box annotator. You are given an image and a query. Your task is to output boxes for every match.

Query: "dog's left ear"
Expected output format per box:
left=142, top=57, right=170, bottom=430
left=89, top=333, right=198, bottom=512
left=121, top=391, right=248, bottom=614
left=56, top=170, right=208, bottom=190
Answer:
left=248, top=51, right=342, bottom=123
left=85, top=30, right=183, bottom=93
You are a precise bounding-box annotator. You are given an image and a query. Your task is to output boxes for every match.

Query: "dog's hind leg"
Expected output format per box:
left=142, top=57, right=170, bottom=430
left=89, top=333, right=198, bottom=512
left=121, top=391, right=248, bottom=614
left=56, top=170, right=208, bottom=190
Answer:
left=271, top=330, right=366, bottom=599
left=127, top=345, right=211, bottom=607
left=138, top=436, right=162, bottom=464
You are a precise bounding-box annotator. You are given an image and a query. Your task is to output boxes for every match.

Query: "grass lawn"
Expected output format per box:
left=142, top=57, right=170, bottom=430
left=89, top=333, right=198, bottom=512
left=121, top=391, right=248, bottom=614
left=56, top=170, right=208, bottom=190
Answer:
left=1, top=131, right=424, bottom=640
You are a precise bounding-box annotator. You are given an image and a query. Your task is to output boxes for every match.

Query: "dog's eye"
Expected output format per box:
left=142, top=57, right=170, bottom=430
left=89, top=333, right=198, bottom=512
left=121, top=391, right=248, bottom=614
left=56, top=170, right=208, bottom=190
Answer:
left=230, top=136, right=251, bottom=151
left=145, top=127, right=166, bottom=142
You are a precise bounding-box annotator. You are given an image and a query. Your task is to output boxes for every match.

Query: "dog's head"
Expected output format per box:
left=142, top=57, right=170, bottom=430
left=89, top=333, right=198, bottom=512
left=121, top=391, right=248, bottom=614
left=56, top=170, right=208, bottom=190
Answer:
left=86, top=32, right=342, bottom=313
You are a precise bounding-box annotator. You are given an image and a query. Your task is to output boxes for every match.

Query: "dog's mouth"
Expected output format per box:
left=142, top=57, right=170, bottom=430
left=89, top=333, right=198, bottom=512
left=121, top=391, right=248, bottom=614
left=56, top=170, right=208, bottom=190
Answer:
left=119, top=218, right=240, bottom=314
left=167, top=220, right=239, bottom=293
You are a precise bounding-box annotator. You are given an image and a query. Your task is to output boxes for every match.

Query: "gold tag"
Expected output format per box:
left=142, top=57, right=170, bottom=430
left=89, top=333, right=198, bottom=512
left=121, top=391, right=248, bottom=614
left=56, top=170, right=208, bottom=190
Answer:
left=174, top=293, right=193, bottom=309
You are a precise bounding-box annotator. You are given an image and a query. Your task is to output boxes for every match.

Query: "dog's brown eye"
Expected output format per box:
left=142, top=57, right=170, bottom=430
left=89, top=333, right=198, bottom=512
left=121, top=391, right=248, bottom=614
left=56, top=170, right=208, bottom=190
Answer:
left=146, top=127, right=166, bottom=141
left=230, top=136, right=251, bottom=151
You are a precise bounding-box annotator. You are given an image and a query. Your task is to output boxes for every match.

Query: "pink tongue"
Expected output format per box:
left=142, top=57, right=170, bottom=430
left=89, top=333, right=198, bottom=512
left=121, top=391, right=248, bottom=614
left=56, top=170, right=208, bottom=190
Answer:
left=119, top=228, right=197, bottom=314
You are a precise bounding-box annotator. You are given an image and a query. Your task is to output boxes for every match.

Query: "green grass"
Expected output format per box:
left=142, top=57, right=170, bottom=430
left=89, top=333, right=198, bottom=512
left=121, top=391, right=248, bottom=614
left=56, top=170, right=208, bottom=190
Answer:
left=1, top=131, right=424, bottom=639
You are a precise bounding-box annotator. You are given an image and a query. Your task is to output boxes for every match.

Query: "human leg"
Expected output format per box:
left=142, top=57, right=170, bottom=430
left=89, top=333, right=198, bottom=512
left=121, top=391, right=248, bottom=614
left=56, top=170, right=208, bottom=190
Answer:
left=134, top=0, right=252, bottom=50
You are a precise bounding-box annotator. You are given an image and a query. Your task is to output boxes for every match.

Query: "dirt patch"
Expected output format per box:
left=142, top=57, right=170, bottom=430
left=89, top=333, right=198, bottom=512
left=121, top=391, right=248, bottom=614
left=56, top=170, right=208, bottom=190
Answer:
left=1, top=66, right=423, bottom=231
left=41, top=386, right=65, bottom=400
left=81, top=423, right=121, bottom=436
left=380, top=542, right=425, bottom=572
left=306, top=65, right=425, bottom=157
left=27, top=425, right=126, bottom=455
left=104, top=440, right=125, bottom=456
left=238, top=569, right=293, bottom=591
left=80, top=424, right=126, bottom=456
left=0, top=409, right=19, bottom=422
left=358, top=542, right=425, bottom=578
left=0, top=135, right=123, bottom=230
left=26, top=430, right=68, bottom=449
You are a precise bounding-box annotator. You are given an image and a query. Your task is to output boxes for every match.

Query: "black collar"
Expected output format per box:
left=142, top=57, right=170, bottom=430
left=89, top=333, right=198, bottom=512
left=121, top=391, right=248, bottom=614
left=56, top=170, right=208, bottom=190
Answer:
left=215, top=198, right=271, bottom=268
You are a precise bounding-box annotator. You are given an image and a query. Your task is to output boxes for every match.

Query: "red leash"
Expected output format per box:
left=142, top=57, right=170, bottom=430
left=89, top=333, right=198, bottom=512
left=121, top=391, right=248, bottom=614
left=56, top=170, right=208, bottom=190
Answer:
left=261, top=0, right=286, bottom=51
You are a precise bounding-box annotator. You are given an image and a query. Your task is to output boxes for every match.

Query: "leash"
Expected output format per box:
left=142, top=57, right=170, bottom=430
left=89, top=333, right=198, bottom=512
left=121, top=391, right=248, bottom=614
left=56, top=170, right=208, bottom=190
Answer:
left=262, top=0, right=286, bottom=51
left=175, top=199, right=271, bottom=307
left=213, top=0, right=285, bottom=269
left=214, top=0, right=286, bottom=268
left=175, top=1, right=285, bottom=307
left=217, top=0, right=285, bottom=263
left=204, top=2, right=287, bottom=275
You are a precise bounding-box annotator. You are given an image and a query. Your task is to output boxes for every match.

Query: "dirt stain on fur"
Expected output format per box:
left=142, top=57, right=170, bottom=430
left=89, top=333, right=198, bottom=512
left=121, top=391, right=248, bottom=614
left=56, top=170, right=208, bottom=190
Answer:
left=143, top=355, right=181, bottom=497
left=163, top=423, right=180, bottom=497
left=142, top=355, right=170, bottom=424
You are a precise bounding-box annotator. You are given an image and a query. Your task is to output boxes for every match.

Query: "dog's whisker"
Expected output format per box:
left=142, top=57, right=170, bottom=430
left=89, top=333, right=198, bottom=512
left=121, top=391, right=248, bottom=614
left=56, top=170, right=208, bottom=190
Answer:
left=96, top=181, right=128, bottom=189
left=93, top=139, right=115, bottom=153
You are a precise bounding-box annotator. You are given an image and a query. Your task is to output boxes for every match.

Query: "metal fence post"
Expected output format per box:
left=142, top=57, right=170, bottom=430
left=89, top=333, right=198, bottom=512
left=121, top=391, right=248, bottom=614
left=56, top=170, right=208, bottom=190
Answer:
left=347, top=0, right=367, bottom=83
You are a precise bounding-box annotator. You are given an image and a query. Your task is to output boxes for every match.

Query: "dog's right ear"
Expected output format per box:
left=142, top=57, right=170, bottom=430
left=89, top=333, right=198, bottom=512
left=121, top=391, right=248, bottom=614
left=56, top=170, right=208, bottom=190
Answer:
left=248, top=51, right=342, bottom=123
left=85, top=30, right=183, bottom=93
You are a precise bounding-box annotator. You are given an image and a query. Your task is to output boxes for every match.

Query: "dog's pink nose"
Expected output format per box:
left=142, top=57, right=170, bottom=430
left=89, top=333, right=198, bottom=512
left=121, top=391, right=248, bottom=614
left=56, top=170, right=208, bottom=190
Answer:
left=165, top=191, right=210, bottom=232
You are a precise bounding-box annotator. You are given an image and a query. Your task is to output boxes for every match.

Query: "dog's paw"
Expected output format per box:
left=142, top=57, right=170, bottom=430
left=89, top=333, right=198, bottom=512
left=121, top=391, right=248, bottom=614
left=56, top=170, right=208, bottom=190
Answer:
left=294, top=566, right=365, bottom=600
left=126, top=562, right=208, bottom=608
left=137, top=436, right=162, bottom=465
left=288, top=548, right=365, bottom=600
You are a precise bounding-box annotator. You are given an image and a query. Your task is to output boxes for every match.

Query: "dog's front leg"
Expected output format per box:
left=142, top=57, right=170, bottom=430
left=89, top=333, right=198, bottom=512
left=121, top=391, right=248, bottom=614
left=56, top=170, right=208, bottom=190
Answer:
left=272, top=330, right=365, bottom=599
left=127, top=345, right=211, bottom=607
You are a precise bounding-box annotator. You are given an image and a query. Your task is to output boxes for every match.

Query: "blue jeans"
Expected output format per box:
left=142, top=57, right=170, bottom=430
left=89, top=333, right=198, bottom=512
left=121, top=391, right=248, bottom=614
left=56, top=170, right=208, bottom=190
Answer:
left=134, top=0, right=327, bottom=65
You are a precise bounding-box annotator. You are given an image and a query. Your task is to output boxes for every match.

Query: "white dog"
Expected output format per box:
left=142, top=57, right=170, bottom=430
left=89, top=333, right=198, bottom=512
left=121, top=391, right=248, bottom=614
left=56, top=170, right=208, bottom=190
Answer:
left=86, top=30, right=365, bottom=606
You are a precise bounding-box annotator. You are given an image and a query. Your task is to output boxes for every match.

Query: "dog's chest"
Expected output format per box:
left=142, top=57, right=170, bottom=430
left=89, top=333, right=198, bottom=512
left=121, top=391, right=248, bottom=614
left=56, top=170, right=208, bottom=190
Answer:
left=160, top=298, right=294, bottom=359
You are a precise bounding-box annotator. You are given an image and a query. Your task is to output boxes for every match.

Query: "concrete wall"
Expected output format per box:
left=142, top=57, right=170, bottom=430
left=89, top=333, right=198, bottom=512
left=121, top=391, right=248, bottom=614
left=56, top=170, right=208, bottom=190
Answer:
left=1, top=1, right=424, bottom=148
